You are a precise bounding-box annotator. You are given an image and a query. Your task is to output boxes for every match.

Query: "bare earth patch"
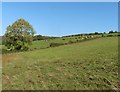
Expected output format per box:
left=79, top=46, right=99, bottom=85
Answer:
left=2, top=53, right=22, bottom=64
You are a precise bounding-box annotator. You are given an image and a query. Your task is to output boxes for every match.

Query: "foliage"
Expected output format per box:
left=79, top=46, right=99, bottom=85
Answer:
left=109, top=30, right=114, bottom=34
left=108, top=30, right=117, bottom=34
left=50, top=42, right=64, bottom=47
left=4, top=18, right=35, bottom=50
left=33, top=35, right=59, bottom=41
left=68, top=40, right=74, bottom=44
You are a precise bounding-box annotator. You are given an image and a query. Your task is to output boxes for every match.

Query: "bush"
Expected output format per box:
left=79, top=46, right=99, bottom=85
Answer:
left=23, top=46, right=29, bottom=51
left=118, top=34, right=120, bottom=36
left=50, top=42, right=64, bottom=47
left=76, top=40, right=79, bottom=42
left=107, top=35, right=114, bottom=37
left=68, top=40, right=74, bottom=44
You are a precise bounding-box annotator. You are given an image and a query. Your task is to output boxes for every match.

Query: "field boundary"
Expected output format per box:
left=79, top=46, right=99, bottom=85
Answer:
left=2, top=37, right=102, bottom=54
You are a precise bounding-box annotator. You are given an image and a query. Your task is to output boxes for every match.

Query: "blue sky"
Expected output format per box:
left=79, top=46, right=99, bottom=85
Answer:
left=2, top=2, right=118, bottom=36
left=0, top=2, right=2, bottom=36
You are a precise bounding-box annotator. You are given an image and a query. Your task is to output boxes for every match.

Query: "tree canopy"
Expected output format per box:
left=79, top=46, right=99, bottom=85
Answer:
left=4, top=18, right=35, bottom=50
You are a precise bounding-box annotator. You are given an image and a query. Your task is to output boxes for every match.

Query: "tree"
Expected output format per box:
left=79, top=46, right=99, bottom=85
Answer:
left=114, top=31, right=118, bottom=33
left=103, top=32, right=106, bottom=34
left=109, top=30, right=114, bottom=34
left=94, top=32, right=99, bottom=35
left=4, top=18, right=35, bottom=50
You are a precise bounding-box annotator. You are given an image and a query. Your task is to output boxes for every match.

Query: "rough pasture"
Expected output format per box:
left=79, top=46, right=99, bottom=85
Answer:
left=2, top=37, right=118, bottom=90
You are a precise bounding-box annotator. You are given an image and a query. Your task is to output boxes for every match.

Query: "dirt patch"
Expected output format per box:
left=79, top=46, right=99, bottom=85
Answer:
left=2, top=53, right=22, bottom=64
left=0, top=55, right=2, bottom=65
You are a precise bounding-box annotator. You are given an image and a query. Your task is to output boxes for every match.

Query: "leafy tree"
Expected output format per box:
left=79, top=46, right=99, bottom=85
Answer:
left=114, top=31, right=118, bottom=33
left=109, top=30, right=114, bottom=34
left=4, top=18, right=35, bottom=50
left=103, top=32, right=106, bottom=34
left=94, top=32, right=99, bottom=34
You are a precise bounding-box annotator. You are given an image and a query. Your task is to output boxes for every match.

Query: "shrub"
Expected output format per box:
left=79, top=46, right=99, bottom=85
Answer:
left=23, top=46, right=29, bottom=51
left=50, top=42, right=64, bottom=47
left=64, top=43, right=68, bottom=45
left=34, top=47, right=37, bottom=50
left=107, top=35, right=114, bottom=37
left=68, top=40, right=74, bottom=44
left=76, top=40, right=79, bottom=42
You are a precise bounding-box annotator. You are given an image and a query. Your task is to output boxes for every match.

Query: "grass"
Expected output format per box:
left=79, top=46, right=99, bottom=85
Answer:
left=0, top=45, right=2, bottom=91
left=30, top=37, right=77, bottom=49
left=30, top=34, right=101, bottom=50
left=30, top=33, right=118, bottom=50
left=2, top=37, right=119, bottom=90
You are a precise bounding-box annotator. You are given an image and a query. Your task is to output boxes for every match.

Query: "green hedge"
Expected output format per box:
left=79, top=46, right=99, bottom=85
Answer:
left=50, top=42, right=64, bottom=47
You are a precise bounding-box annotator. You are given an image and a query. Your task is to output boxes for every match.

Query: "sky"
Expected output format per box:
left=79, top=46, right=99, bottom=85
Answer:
left=0, top=2, right=2, bottom=36
left=2, top=2, right=118, bottom=36
left=1, top=0, right=120, bottom=2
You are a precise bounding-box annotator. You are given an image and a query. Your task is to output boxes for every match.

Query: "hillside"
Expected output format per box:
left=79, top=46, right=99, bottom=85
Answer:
left=2, top=37, right=118, bottom=90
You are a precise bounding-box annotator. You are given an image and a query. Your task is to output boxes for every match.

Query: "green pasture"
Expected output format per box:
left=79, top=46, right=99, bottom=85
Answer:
left=2, top=37, right=118, bottom=90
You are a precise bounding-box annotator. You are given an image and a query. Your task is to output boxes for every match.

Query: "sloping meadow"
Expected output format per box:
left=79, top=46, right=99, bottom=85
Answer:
left=2, top=37, right=119, bottom=90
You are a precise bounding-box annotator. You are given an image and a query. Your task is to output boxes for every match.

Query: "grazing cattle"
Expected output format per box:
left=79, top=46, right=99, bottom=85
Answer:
left=85, top=36, right=87, bottom=39
left=81, top=38, right=84, bottom=40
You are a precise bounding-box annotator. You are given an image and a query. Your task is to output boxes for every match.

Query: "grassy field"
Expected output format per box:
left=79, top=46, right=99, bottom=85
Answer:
left=30, top=33, right=118, bottom=50
left=1, top=34, right=101, bottom=52
left=30, top=34, right=102, bottom=50
left=2, top=37, right=119, bottom=90
left=0, top=45, right=1, bottom=91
